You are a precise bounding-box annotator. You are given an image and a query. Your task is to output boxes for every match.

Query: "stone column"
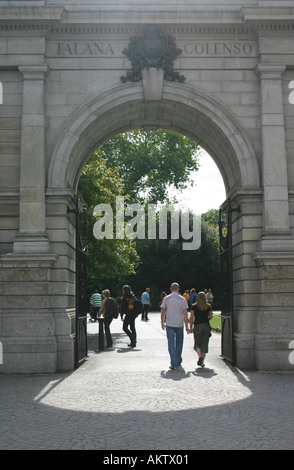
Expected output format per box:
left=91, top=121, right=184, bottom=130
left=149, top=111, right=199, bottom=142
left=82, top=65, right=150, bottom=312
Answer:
left=254, top=65, right=294, bottom=370
left=256, top=64, right=291, bottom=251
left=14, top=65, right=49, bottom=254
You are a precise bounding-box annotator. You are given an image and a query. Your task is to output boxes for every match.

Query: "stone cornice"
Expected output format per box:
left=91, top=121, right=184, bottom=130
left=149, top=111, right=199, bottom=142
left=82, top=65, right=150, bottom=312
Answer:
left=0, top=4, right=293, bottom=27
left=2, top=22, right=294, bottom=38
left=241, top=6, right=294, bottom=22
left=253, top=251, right=294, bottom=266
left=0, top=23, right=257, bottom=36
left=0, top=253, right=58, bottom=267
left=60, top=9, right=241, bottom=25
left=0, top=6, right=64, bottom=21
left=256, top=64, right=287, bottom=79
left=0, top=6, right=294, bottom=39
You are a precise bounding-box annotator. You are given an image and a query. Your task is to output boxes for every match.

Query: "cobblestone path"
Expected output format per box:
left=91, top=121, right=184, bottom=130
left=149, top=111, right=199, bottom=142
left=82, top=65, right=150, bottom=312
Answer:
left=0, top=314, right=293, bottom=450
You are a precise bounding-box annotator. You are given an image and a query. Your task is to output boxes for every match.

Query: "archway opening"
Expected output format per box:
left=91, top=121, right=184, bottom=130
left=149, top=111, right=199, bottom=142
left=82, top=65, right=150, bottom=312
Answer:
left=76, top=128, right=226, bottom=363
left=47, top=83, right=260, bottom=371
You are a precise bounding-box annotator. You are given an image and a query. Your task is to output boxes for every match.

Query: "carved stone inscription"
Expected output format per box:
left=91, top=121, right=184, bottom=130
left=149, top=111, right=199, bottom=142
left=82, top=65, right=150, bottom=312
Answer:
left=47, top=41, right=115, bottom=57
left=47, top=39, right=256, bottom=58
left=181, top=40, right=257, bottom=57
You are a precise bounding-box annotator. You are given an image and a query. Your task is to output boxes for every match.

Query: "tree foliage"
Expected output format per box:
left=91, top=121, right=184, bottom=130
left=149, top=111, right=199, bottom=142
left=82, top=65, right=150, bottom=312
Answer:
left=78, top=151, right=139, bottom=295
left=128, top=214, right=221, bottom=306
left=100, top=129, right=199, bottom=203
left=77, top=130, right=222, bottom=304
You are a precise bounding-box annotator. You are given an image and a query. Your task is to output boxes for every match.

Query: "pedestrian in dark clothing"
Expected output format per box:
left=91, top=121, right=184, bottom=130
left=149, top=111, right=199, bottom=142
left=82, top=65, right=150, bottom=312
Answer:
left=189, top=291, right=212, bottom=368
left=141, top=288, right=151, bottom=321
left=189, top=288, right=197, bottom=306
left=99, top=289, right=118, bottom=348
left=120, top=285, right=138, bottom=348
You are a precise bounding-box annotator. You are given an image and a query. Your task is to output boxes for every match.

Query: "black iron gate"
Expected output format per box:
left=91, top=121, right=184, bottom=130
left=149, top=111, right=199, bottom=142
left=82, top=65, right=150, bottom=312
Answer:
left=68, top=198, right=88, bottom=368
left=219, top=198, right=239, bottom=365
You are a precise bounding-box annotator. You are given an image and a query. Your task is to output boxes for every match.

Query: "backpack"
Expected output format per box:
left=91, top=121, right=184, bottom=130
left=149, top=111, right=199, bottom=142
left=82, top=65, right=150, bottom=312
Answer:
left=133, top=298, right=143, bottom=317
left=112, top=300, right=119, bottom=319
left=105, top=297, right=119, bottom=319
left=124, top=295, right=142, bottom=317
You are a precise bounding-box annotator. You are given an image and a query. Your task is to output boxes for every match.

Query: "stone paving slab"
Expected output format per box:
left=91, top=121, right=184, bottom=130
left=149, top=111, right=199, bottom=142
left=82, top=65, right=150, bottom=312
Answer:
left=0, top=313, right=293, bottom=451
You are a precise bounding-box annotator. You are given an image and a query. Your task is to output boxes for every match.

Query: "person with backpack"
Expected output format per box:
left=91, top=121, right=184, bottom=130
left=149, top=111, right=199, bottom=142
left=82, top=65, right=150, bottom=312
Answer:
left=99, top=289, right=118, bottom=348
left=120, top=285, right=142, bottom=348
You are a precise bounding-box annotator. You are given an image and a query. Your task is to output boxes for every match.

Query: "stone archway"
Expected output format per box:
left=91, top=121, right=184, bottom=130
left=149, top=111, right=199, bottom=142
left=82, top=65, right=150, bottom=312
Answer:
left=48, top=81, right=260, bottom=194
left=45, top=80, right=262, bottom=372
left=1, top=2, right=294, bottom=375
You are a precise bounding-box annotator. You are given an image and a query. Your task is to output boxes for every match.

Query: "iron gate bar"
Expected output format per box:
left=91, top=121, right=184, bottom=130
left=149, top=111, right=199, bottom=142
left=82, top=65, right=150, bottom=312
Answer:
left=219, top=197, right=240, bottom=365
left=67, top=198, right=88, bottom=368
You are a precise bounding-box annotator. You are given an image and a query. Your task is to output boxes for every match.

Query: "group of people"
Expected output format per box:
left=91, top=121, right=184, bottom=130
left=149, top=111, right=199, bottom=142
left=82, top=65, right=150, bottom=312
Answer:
left=160, top=283, right=212, bottom=369
left=89, top=285, right=144, bottom=349
left=89, top=282, right=213, bottom=369
left=182, top=288, right=214, bottom=310
left=89, top=289, right=118, bottom=348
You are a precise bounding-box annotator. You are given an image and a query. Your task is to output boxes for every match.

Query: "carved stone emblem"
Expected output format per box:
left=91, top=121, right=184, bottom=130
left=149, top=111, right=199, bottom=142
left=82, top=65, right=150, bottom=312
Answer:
left=121, top=26, right=185, bottom=83
left=137, top=26, right=168, bottom=67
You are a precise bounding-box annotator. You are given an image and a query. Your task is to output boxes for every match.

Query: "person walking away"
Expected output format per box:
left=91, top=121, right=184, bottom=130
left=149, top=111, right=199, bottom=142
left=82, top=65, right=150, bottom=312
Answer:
left=189, top=291, right=212, bottom=368
left=89, top=289, right=102, bottom=322
left=206, top=288, right=214, bottom=307
left=121, top=285, right=138, bottom=348
left=189, top=288, right=197, bottom=306
left=159, top=292, right=167, bottom=324
left=160, top=292, right=166, bottom=306
left=160, top=282, right=189, bottom=369
left=183, top=290, right=190, bottom=310
left=99, top=289, right=118, bottom=348
left=141, top=288, right=151, bottom=321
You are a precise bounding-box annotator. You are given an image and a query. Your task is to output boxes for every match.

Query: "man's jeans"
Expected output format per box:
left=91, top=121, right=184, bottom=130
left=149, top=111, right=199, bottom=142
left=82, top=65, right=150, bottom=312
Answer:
left=166, top=325, right=184, bottom=367
left=141, top=304, right=149, bottom=321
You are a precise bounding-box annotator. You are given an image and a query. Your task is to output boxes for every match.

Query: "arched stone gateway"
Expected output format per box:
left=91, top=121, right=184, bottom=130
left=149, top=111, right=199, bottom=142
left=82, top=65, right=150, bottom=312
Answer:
left=1, top=1, right=294, bottom=372
left=48, top=82, right=260, bottom=193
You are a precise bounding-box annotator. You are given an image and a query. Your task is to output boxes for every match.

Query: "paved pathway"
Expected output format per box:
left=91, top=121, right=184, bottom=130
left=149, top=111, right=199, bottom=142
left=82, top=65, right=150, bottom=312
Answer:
left=0, top=313, right=293, bottom=451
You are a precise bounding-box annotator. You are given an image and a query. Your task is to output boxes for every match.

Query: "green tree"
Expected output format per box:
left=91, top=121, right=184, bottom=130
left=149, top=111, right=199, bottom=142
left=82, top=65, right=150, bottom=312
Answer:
left=128, top=211, right=221, bottom=307
left=201, top=208, right=220, bottom=226
left=201, top=207, right=226, bottom=235
left=77, top=130, right=218, bottom=301
left=78, top=151, right=139, bottom=297
left=100, top=129, right=200, bottom=203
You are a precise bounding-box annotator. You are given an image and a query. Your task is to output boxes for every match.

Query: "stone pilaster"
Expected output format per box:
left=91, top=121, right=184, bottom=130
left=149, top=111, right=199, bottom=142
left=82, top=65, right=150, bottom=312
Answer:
left=0, top=253, right=59, bottom=373
left=254, top=65, right=294, bottom=369
left=253, top=252, right=294, bottom=370
left=14, top=66, right=49, bottom=254
left=256, top=64, right=292, bottom=251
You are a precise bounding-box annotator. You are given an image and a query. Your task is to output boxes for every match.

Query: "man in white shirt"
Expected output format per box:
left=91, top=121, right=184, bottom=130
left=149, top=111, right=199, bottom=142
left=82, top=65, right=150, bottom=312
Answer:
left=160, top=282, right=189, bottom=369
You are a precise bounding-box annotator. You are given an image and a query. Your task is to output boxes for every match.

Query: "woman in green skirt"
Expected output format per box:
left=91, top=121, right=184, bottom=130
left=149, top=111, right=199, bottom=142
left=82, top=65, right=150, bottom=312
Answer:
left=189, top=291, right=212, bottom=368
